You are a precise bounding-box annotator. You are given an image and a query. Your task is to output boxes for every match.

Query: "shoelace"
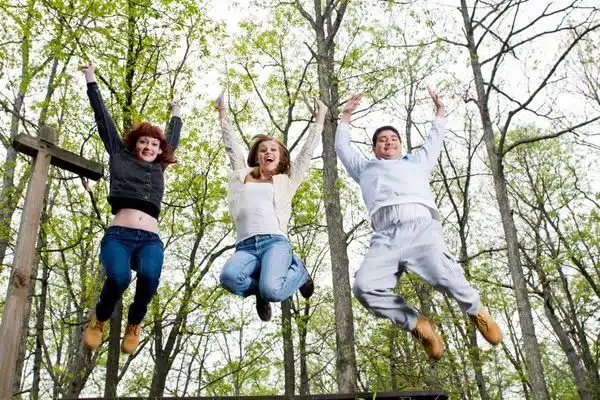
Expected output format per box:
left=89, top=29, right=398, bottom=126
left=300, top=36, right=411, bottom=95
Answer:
left=412, top=319, right=435, bottom=344
left=412, top=329, right=425, bottom=343
left=125, top=325, right=140, bottom=336
left=474, top=314, right=489, bottom=331
left=90, top=318, right=104, bottom=330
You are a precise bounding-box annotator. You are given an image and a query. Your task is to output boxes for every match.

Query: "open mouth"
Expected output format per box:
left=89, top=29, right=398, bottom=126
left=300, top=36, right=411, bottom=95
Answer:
left=265, top=156, right=275, bottom=164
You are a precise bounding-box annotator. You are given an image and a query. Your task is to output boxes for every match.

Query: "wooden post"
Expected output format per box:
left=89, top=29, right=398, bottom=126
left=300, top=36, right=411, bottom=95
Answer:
left=0, top=126, right=103, bottom=398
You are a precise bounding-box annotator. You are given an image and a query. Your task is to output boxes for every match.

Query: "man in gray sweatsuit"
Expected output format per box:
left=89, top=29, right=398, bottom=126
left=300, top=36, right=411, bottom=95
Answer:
left=335, top=90, right=501, bottom=360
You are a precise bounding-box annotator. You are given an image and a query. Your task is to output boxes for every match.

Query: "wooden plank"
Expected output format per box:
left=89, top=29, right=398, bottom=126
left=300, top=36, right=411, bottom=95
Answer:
left=13, top=133, right=104, bottom=181
left=75, top=391, right=448, bottom=400
left=0, top=144, right=52, bottom=398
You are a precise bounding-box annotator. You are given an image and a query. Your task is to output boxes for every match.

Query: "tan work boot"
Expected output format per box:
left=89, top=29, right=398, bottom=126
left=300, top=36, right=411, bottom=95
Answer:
left=121, top=323, right=142, bottom=354
left=470, top=306, right=502, bottom=345
left=83, top=313, right=106, bottom=350
left=411, top=316, right=445, bottom=361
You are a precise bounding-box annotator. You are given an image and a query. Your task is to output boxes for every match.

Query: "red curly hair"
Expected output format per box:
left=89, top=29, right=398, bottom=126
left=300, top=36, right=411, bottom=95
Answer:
left=123, top=122, right=176, bottom=165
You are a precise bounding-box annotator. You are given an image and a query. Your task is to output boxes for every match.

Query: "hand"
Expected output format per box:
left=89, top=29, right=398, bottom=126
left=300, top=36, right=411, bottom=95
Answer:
left=315, top=98, right=328, bottom=114
left=215, top=92, right=226, bottom=111
left=315, top=97, right=328, bottom=125
left=341, top=93, right=362, bottom=123
left=168, top=99, right=182, bottom=117
left=80, top=63, right=96, bottom=83
left=428, top=88, right=445, bottom=118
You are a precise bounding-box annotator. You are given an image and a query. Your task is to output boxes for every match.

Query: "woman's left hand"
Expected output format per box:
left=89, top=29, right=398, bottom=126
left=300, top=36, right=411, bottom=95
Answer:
left=168, top=99, right=182, bottom=117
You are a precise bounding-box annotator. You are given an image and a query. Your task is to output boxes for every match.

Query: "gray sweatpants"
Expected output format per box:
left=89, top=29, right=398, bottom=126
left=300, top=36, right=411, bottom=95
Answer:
left=353, top=204, right=481, bottom=331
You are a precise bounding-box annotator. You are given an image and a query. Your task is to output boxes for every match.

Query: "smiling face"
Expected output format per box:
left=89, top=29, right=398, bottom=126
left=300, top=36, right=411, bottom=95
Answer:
left=373, top=129, right=402, bottom=160
left=135, top=136, right=163, bottom=162
left=256, top=140, right=281, bottom=174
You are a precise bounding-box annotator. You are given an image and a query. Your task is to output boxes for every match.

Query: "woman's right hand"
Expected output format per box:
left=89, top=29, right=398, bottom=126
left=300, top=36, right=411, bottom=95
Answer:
left=80, top=63, right=96, bottom=83
left=215, top=92, right=227, bottom=116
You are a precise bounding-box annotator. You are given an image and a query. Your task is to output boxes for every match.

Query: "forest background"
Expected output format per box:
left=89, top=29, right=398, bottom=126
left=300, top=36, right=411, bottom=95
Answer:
left=0, top=0, right=599, bottom=399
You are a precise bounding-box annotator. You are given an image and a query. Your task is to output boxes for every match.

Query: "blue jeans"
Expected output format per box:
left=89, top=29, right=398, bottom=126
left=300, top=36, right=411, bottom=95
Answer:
left=220, top=234, right=308, bottom=302
left=96, top=226, right=164, bottom=324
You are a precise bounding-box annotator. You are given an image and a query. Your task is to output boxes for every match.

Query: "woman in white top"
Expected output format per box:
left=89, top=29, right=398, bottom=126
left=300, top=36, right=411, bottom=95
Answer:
left=216, top=94, right=327, bottom=321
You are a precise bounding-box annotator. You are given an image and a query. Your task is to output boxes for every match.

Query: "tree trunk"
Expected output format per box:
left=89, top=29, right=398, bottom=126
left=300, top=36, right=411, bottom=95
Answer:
left=459, top=2, right=549, bottom=397
left=315, top=18, right=357, bottom=396
left=31, top=250, right=50, bottom=399
left=555, top=265, right=600, bottom=395
left=388, top=328, right=398, bottom=391
left=539, top=274, right=590, bottom=399
left=150, top=353, right=170, bottom=398
left=62, top=228, right=102, bottom=398
left=62, top=313, right=94, bottom=399
left=282, top=298, right=295, bottom=395
left=317, top=77, right=358, bottom=393
left=298, top=303, right=310, bottom=395
left=0, top=0, right=37, bottom=270
left=104, top=300, right=123, bottom=398
left=293, top=0, right=356, bottom=391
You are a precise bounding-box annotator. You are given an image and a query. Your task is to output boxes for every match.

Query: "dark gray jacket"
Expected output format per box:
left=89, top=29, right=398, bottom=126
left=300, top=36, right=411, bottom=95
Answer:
left=86, top=82, right=182, bottom=217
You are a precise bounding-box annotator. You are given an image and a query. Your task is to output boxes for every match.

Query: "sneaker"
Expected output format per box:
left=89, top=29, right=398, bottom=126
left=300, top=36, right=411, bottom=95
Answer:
left=121, top=323, right=142, bottom=354
left=256, top=294, right=272, bottom=322
left=299, top=275, right=314, bottom=299
left=470, top=306, right=502, bottom=345
left=83, top=312, right=106, bottom=350
left=411, top=316, right=445, bottom=361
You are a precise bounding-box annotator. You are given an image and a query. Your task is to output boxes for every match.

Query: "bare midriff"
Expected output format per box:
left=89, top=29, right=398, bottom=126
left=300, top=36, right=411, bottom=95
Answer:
left=109, top=208, right=159, bottom=233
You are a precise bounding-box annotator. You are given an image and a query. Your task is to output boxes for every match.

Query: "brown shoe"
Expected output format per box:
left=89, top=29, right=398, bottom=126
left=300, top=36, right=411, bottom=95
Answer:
left=256, top=294, right=272, bottom=322
left=470, top=306, right=502, bottom=345
left=299, top=275, right=314, bottom=299
left=83, top=312, right=106, bottom=350
left=411, top=316, right=445, bottom=361
left=121, top=323, right=142, bottom=354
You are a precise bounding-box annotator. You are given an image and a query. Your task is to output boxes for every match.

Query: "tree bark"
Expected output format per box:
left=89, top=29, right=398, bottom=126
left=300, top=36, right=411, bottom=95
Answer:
left=104, top=300, right=123, bottom=398
left=282, top=299, right=295, bottom=395
left=459, top=2, right=549, bottom=397
left=312, top=2, right=357, bottom=391
left=298, top=303, right=310, bottom=395
left=31, top=249, right=50, bottom=399
left=0, top=0, right=36, bottom=271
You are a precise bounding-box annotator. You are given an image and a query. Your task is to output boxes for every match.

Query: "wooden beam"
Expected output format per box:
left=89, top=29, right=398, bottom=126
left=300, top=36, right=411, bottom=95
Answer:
left=1, top=126, right=103, bottom=397
left=0, top=136, right=53, bottom=398
left=73, top=391, right=449, bottom=400
left=13, top=132, right=103, bottom=180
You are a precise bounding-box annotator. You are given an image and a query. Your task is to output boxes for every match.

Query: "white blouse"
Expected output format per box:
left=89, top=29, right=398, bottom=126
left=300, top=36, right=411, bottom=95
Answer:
left=235, top=182, right=285, bottom=243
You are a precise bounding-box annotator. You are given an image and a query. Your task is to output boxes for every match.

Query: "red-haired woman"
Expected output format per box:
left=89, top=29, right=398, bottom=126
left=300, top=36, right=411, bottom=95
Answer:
left=80, top=64, right=182, bottom=354
left=216, top=94, right=327, bottom=321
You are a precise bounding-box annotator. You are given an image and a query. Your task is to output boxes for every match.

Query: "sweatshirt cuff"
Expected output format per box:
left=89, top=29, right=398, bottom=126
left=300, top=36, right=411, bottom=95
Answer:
left=337, top=120, right=350, bottom=130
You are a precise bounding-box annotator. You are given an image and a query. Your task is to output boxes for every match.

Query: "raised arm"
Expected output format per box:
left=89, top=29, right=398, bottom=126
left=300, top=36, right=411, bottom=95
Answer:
left=334, top=93, right=366, bottom=183
left=413, top=88, right=446, bottom=173
left=82, top=64, right=123, bottom=155
left=166, top=99, right=183, bottom=151
left=215, top=93, right=247, bottom=171
left=290, top=98, right=327, bottom=190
